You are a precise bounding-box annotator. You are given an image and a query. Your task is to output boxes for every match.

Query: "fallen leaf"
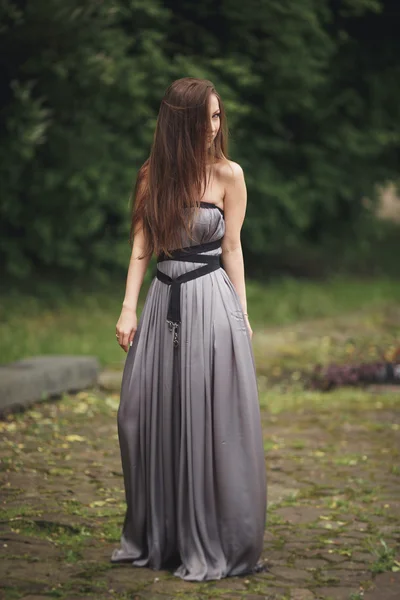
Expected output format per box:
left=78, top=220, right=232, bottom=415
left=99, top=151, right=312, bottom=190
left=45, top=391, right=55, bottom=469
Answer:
left=65, top=435, right=86, bottom=442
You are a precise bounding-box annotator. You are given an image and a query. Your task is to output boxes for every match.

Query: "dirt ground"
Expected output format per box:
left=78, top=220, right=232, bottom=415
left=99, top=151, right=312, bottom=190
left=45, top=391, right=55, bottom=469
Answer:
left=1, top=313, right=399, bottom=600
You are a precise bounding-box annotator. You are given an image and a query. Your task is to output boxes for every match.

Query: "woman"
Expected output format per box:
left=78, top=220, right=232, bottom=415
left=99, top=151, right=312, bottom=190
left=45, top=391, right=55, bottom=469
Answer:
left=111, top=77, right=267, bottom=582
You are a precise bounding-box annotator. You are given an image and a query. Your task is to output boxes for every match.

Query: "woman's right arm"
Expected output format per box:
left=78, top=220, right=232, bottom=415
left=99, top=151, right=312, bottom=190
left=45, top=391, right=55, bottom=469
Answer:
left=117, top=224, right=152, bottom=352
left=122, top=225, right=152, bottom=312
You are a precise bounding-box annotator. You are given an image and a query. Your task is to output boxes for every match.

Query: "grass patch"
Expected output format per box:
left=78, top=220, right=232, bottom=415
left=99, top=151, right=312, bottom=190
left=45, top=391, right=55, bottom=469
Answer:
left=247, top=275, right=400, bottom=326
left=5, top=517, right=93, bottom=546
left=1, top=274, right=399, bottom=368
left=368, top=538, right=399, bottom=574
left=1, top=589, right=25, bottom=600
left=259, top=386, right=400, bottom=416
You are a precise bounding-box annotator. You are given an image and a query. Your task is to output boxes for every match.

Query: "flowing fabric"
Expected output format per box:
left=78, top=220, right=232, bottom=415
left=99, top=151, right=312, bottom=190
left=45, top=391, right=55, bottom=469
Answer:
left=111, top=202, right=267, bottom=581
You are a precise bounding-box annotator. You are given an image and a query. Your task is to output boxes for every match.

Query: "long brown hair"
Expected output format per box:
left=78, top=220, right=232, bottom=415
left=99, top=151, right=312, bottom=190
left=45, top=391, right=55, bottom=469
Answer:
left=129, top=77, right=229, bottom=259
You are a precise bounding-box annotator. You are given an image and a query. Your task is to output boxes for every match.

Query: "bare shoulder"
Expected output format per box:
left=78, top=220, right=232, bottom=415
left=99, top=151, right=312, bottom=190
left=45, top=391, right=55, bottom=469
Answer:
left=215, top=159, right=245, bottom=185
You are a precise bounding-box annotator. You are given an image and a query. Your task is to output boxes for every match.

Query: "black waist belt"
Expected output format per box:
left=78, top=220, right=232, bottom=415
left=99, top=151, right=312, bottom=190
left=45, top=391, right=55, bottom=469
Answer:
left=156, top=238, right=223, bottom=347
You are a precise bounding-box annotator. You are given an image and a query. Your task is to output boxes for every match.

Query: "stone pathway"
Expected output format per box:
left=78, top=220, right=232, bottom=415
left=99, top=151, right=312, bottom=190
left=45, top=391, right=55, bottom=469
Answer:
left=1, top=380, right=399, bottom=599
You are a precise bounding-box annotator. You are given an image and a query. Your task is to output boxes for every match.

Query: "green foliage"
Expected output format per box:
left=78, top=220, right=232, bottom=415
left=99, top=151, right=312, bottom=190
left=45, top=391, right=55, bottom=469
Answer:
left=0, top=0, right=399, bottom=278
left=369, top=538, right=399, bottom=574
left=0, top=0, right=172, bottom=277
left=1, top=273, right=399, bottom=366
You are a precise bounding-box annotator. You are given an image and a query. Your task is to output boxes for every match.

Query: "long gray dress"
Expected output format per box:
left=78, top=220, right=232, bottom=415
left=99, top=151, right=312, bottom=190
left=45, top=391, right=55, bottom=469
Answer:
left=111, top=202, right=267, bottom=581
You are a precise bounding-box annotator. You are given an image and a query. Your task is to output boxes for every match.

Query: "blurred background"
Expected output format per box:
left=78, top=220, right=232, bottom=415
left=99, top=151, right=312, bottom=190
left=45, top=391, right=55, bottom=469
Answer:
left=0, top=0, right=399, bottom=370
left=1, top=6, right=399, bottom=594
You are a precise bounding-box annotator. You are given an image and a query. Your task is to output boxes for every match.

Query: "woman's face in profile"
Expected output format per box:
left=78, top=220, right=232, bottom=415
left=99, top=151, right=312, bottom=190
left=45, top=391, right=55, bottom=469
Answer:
left=207, top=93, right=221, bottom=148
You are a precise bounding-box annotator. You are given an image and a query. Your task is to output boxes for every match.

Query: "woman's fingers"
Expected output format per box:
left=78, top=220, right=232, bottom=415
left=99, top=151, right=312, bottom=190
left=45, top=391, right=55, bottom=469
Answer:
left=123, top=331, right=131, bottom=352
left=124, top=329, right=136, bottom=352
left=116, top=328, right=136, bottom=352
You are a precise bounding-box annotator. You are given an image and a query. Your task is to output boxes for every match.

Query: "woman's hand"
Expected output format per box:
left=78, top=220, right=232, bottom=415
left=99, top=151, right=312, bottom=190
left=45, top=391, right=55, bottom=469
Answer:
left=116, top=306, right=138, bottom=353
left=244, top=315, right=253, bottom=339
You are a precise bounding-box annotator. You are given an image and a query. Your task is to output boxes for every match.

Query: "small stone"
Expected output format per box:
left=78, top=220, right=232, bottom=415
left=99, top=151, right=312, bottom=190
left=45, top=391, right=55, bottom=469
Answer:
left=98, top=369, right=123, bottom=391
left=291, top=589, right=315, bottom=600
left=363, top=571, right=400, bottom=600
left=314, top=588, right=359, bottom=600
left=268, top=566, right=313, bottom=582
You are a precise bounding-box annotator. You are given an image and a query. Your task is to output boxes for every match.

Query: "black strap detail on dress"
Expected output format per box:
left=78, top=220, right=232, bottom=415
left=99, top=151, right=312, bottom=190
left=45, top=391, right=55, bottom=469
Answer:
left=157, top=237, right=223, bottom=263
left=199, top=201, right=224, bottom=215
left=156, top=238, right=223, bottom=346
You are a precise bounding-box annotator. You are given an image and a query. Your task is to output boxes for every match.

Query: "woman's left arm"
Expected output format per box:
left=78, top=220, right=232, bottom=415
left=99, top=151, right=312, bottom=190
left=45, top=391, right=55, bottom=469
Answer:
left=220, top=161, right=249, bottom=319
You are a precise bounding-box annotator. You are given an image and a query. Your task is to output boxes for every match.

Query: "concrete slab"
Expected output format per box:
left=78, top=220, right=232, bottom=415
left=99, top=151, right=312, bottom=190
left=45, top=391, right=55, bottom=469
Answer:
left=0, top=355, right=100, bottom=416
